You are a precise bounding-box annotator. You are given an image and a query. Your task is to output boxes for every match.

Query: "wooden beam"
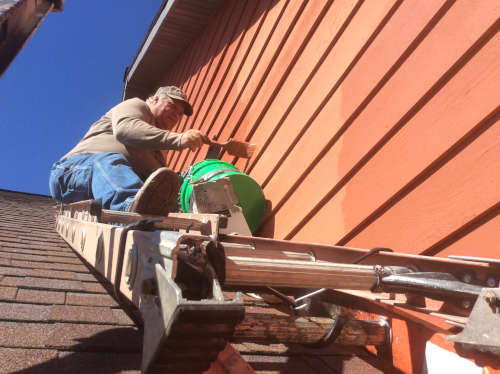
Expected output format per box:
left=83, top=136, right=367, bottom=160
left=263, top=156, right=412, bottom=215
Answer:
left=223, top=252, right=378, bottom=290
left=233, top=312, right=388, bottom=346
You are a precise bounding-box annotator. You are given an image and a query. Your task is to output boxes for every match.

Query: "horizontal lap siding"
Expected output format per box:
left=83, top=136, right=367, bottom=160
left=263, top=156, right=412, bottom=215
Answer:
left=183, top=0, right=268, bottom=169
left=178, top=0, right=257, bottom=171
left=162, top=0, right=500, bottom=259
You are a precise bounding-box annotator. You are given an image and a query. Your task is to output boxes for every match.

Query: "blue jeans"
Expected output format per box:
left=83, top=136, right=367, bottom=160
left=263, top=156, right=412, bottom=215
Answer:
left=49, top=152, right=143, bottom=211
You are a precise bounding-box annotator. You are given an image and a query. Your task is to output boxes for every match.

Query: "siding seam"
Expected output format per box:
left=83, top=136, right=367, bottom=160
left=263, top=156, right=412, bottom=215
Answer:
left=284, top=19, right=499, bottom=242
left=422, top=201, right=500, bottom=257
left=246, top=0, right=365, bottom=177
left=338, top=106, right=500, bottom=247
left=211, top=0, right=292, bottom=148
left=171, top=0, right=240, bottom=170
left=188, top=0, right=274, bottom=164
left=231, top=0, right=336, bottom=167
left=257, top=0, right=454, bottom=187
left=221, top=0, right=310, bottom=157
left=167, top=4, right=228, bottom=166
left=177, top=0, right=252, bottom=171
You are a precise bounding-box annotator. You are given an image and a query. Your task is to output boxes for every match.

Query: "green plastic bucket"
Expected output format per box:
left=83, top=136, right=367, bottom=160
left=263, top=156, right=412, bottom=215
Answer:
left=180, top=159, right=266, bottom=233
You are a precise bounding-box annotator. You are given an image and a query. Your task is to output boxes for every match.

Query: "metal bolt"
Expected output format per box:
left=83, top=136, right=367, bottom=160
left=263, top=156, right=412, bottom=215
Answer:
left=376, top=316, right=392, bottom=345
left=307, top=250, right=316, bottom=262
left=486, top=277, right=497, bottom=288
left=462, top=273, right=473, bottom=283
left=462, top=299, right=472, bottom=309
left=80, top=229, right=86, bottom=252
left=125, top=245, right=138, bottom=290
left=96, top=234, right=104, bottom=264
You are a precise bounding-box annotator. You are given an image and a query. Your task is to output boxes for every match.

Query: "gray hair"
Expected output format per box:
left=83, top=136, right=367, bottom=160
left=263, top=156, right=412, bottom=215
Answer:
left=145, top=86, right=193, bottom=116
left=146, top=86, right=170, bottom=103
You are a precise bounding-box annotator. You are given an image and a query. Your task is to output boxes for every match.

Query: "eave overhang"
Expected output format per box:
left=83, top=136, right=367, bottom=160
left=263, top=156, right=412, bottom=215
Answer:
left=122, top=0, right=225, bottom=101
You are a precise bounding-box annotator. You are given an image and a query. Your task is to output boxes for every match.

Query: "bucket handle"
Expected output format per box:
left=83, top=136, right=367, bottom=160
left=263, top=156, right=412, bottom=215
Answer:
left=190, top=168, right=238, bottom=185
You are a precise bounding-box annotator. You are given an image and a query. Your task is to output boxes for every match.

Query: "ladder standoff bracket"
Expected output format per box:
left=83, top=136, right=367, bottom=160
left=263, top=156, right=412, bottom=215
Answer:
left=140, top=233, right=244, bottom=374
left=449, top=288, right=500, bottom=355
left=114, top=219, right=162, bottom=305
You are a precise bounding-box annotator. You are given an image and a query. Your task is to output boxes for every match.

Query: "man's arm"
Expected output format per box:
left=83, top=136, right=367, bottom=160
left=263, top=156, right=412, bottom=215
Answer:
left=111, top=99, right=209, bottom=152
left=111, top=99, right=183, bottom=150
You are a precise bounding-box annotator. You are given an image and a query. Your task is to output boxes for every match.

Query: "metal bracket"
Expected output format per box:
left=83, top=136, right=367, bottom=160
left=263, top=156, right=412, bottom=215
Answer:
left=191, top=178, right=252, bottom=236
left=307, top=313, right=346, bottom=348
left=140, top=233, right=245, bottom=373
left=378, top=271, right=483, bottom=307
left=448, top=288, right=500, bottom=354
left=114, top=219, right=161, bottom=305
left=269, top=247, right=397, bottom=312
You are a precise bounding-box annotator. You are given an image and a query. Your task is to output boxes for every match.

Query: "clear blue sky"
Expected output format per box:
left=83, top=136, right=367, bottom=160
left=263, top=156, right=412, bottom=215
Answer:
left=0, top=1, right=162, bottom=195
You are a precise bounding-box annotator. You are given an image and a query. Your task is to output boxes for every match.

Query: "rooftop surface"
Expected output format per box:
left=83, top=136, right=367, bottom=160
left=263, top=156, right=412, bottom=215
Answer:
left=0, top=190, right=142, bottom=373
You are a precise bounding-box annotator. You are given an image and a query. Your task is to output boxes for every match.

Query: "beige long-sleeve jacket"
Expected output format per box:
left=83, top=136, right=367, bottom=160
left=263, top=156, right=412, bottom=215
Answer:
left=62, top=98, right=183, bottom=180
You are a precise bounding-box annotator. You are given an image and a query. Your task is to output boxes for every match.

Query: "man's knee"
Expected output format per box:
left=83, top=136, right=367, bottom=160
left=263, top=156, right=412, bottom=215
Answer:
left=90, top=153, right=143, bottom=211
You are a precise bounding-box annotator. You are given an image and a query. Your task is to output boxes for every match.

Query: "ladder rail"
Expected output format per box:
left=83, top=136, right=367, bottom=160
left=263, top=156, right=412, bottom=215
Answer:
left=55, top=201, right=499, bottom=373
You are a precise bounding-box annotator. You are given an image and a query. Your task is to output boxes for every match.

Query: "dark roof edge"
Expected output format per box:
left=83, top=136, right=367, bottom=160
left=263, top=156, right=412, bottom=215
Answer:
left=122, top=0, right=174, bottom=100
left=0, top=188, right=51, bottom=198
left=0, top=0, right=57, bottom=78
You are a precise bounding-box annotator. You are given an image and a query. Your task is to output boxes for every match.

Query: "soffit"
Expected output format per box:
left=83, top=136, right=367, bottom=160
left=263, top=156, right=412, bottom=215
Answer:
left=123, top=0, right=225, bottom=100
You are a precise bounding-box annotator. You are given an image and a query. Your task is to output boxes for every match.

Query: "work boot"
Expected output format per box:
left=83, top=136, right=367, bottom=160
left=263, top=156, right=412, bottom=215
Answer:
left=129, top=167, right=179, bottom=216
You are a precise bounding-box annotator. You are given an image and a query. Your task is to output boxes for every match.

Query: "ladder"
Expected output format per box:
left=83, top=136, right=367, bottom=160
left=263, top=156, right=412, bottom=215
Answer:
left=55, top=189, right=500, bottom=373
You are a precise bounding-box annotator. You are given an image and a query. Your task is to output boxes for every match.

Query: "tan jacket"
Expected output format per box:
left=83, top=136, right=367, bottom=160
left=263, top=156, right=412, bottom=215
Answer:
left=62, top=98, right=183, bottom=180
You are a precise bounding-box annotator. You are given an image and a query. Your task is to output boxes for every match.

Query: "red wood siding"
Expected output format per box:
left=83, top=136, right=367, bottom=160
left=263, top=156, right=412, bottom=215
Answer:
left=160, top=0, right=500, bottom=262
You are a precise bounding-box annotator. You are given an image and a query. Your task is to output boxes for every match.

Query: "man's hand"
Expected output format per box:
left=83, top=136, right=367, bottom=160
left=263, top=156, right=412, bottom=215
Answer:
left=180, top=129, right=210, bottom=151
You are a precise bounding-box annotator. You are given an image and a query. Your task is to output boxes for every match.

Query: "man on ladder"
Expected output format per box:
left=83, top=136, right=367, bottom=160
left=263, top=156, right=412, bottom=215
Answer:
left=49, top=86, right=209, bottom=216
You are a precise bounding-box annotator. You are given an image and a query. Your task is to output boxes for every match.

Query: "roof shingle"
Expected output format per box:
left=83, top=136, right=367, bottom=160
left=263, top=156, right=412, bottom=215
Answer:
left=0, top=190, right=141, bottom=373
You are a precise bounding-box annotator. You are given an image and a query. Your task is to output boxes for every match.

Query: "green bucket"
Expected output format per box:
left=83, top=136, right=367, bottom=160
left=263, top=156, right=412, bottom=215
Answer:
left=180, top=159, right=266, bottom=233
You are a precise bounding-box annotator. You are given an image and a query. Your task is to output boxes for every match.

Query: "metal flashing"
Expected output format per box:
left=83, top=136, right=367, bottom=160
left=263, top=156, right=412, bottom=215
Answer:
left=123, top=0, right=175, bottom=94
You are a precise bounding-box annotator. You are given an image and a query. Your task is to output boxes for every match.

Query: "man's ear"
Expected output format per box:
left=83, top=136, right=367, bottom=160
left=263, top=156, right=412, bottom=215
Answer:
left=150, top=95, right=161, bottom=105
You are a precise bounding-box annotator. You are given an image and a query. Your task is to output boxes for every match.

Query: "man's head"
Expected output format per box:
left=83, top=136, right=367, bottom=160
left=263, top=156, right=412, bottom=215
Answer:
left=146, top=86, right=193, bottom=130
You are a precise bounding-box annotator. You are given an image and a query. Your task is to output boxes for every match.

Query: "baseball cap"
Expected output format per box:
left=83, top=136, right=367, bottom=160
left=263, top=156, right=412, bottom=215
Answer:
left=155, top=86, right=193, bottom=116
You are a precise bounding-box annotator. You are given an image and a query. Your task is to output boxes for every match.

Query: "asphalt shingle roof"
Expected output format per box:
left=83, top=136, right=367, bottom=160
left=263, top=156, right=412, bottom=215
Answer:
left=0, top=190, right=141, bottom=374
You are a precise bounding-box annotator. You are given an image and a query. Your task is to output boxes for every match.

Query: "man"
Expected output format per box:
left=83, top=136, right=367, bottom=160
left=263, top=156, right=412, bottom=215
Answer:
left=49, top=86, right=208, bottom=216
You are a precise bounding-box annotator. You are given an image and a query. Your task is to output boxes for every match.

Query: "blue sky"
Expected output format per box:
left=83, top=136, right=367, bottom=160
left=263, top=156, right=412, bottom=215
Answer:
left=0, top=1, right=162, bottom=195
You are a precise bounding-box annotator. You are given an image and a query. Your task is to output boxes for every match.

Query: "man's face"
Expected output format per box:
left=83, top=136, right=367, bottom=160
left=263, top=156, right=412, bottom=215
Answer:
left=151, top=96, right=185, bottom=130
